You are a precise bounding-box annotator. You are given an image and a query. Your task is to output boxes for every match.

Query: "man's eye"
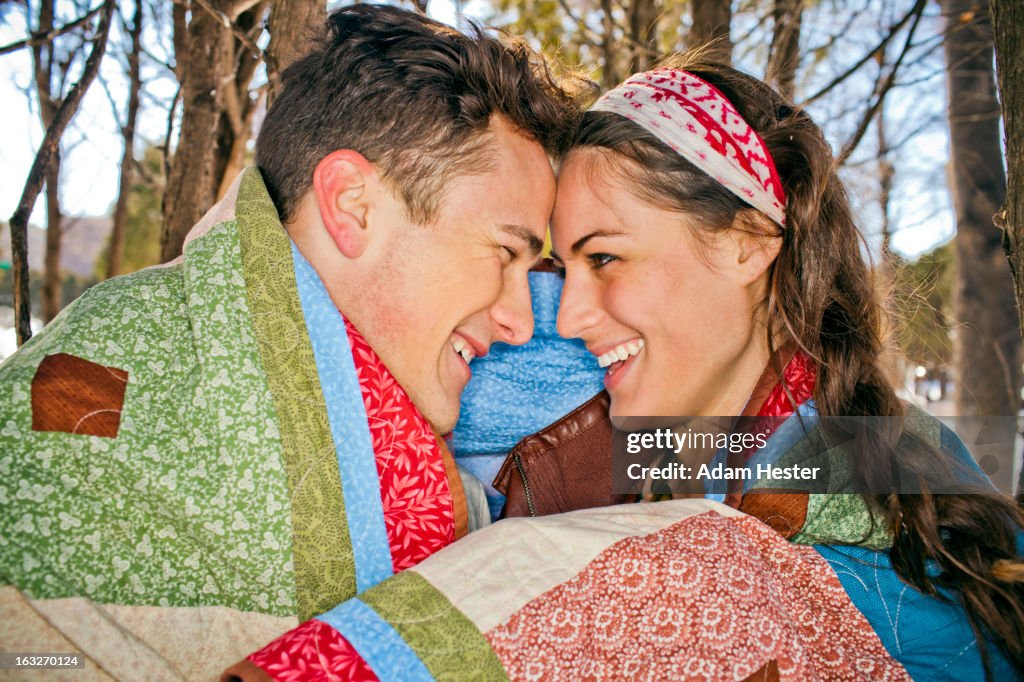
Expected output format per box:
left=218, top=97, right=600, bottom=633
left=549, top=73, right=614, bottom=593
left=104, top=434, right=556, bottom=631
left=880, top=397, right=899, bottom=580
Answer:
left=502, top=245, right=518, bottom=261
left=588, top=253, right=618, bottom=269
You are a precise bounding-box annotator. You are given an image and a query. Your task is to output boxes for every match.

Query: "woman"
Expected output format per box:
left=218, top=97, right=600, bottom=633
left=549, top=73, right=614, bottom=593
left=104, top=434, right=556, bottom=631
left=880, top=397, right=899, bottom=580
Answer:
left=225, top=59, right=1022, bottom=681
left=549, top=57, right=1024, bottom=677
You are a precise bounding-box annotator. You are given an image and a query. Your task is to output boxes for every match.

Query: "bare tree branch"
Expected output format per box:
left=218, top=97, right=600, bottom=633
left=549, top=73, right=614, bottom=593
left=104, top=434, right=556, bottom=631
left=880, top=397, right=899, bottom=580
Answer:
left=162, top=84, right=182, bottom=186
left=885, top=112, right=946, bottom=155
left=599, top=0, right=617, bottom=88
left=803, top=5, right=869, bottom=58
left=172, top=0, right=188, bottom=82
left=192, top=0, right=263, bottom=60
left=139, top=42, right=176, bottom=74
left=107, top=0, right=144, bottom=279
left=97, top=70, right=124, bottom=130
left=8, top=0, right=116, bottom=345
left=0, top=3, right=102, bottom=56
left=732, top=12, right=773, bottom=64
left=555, top=0, right=604, bottom=49
left=802, top=0, right=926, bottom=106
left=838, top=0, right=926, bottom=165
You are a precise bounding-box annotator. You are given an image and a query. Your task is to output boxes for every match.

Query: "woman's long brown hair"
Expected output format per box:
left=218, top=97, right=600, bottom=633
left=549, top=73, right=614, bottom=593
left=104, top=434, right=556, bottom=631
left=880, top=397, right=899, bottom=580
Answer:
left=569, top=55, right=1024, bottom=676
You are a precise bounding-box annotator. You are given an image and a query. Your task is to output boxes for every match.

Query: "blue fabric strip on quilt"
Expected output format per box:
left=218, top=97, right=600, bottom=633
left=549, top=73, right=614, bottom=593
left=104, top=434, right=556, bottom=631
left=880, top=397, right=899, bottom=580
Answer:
left=317, top=599, right=434, bottom=682
left=817, top=544, right=1015, bottom=681
left=291, top=243, right=393, bottom=591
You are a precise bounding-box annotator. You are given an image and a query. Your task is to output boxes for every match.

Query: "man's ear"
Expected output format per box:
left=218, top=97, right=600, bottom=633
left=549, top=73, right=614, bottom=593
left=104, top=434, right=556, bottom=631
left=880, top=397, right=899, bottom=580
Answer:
left=725, top=211, right=783, bottom=287
left=312, top=150, right=375, bottom=258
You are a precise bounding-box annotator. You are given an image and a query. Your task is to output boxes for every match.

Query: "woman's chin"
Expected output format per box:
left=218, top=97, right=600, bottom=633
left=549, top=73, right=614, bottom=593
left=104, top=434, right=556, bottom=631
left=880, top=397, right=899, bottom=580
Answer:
left=609, top=393, right=655, bottom=419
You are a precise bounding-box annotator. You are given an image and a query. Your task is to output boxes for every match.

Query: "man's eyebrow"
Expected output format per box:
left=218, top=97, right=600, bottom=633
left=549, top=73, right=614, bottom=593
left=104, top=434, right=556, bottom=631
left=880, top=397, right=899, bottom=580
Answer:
left=500, top=224, right=544, bottom=256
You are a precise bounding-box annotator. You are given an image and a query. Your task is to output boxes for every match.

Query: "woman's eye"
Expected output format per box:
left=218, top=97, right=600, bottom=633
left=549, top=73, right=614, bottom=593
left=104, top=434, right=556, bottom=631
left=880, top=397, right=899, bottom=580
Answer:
left=588, top=253, right=618, bottom=269
left=502, top=245, right=518, bottom=261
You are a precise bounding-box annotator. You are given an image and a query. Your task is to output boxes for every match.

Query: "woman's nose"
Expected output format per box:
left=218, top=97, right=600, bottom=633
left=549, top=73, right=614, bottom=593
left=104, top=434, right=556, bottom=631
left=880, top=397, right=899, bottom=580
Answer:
left=556, top=270, right=601, bottom=340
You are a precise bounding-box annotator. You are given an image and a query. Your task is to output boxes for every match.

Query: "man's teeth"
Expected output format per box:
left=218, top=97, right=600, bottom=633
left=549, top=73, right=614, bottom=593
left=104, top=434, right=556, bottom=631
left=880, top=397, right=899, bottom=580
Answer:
left=597, top=339, right=644, bottom=368
left=451, top=337, right=475, bottom=364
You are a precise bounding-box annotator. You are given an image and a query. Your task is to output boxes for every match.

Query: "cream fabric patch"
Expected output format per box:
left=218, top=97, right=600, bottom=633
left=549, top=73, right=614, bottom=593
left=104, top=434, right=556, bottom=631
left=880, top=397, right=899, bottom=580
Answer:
left=0, top=586, right=297, bottom=681
left=413, top=498, right=746, bottom=633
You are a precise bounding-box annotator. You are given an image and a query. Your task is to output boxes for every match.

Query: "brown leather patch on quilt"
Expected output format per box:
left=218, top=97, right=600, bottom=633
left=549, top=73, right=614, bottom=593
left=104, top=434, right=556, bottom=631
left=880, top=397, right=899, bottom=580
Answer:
left=738, top=491, right=809, bottom=539
left=31, top=353, right=129, bottom=438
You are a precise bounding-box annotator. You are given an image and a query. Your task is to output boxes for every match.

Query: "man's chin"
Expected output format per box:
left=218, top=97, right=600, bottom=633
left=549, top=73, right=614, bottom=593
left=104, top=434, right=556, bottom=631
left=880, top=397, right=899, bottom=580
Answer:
left=419, top=398, right=460, bottom=435
left=429, top=414, right=458, bottom=435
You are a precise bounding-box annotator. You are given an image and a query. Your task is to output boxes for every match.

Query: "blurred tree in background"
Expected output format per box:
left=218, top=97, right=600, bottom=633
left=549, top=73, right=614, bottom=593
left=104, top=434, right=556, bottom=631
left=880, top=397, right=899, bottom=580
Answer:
left=98, top=145, right=164, bottom=277
left=892, top=244, right=953, bottom=374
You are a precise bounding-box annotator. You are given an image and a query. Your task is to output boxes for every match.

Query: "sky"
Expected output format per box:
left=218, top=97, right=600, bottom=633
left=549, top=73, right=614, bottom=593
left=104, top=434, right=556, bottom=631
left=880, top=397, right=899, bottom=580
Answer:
left=0, top=0, right=961, bottom=261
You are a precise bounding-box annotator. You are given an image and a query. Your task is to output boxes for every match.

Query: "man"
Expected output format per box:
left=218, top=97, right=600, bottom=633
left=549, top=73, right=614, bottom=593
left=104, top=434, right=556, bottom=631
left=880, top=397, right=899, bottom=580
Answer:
left=0, top=5, right=578, bottom=678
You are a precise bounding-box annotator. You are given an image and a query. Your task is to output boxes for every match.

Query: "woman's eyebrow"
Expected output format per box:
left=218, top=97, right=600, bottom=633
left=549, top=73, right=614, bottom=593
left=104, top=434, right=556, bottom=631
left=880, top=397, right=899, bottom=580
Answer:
left=500, top=224, right=544, bottom=256
left=551, top=229, right=629, bottom=263
left=569, top=229, right=628, bottom=254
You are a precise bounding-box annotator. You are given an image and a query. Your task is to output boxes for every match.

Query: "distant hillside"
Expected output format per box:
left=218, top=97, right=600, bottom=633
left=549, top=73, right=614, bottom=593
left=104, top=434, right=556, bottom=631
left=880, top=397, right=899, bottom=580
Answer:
left=0, top=217, right=112, bottom=279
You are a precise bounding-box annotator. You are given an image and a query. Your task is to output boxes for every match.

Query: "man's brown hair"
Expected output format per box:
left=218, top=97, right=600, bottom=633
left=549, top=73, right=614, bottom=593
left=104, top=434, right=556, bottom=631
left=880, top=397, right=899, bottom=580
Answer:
left=256, top=4, right=583, bottom=223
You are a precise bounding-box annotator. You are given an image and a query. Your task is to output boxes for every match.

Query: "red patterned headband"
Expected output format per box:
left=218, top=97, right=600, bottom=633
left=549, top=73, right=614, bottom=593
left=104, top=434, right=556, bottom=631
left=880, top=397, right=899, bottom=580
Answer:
left=592, top=68, right=787, bottom=226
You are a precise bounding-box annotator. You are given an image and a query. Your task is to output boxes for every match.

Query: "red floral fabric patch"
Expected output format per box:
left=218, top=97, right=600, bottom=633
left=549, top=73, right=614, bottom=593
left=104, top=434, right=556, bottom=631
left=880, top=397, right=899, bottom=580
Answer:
left=345, top=319, right=455, bottom=572
left=247, top=619, right=377, bottom=682
left=486, top=512, right=909, bottom=681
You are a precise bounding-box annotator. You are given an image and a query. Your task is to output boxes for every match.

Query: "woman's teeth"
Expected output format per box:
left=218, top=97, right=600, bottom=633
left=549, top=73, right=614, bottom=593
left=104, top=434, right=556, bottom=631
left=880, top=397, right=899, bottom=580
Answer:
left=451, top=337, right=475, bottom=364
left=597, top=339, right=644, bottom=368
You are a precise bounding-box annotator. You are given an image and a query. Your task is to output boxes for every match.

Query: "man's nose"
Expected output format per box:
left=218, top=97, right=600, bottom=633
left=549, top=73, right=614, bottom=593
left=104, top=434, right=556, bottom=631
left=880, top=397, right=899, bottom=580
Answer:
left=556, top=270, right=601, bottom=340
left=490, top=272, right=535, bottom=346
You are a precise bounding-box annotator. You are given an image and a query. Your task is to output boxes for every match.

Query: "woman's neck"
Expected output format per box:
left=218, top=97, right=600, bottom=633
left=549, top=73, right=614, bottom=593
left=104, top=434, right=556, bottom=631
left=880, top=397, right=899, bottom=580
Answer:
left=695, top=333, right=774, bottom=417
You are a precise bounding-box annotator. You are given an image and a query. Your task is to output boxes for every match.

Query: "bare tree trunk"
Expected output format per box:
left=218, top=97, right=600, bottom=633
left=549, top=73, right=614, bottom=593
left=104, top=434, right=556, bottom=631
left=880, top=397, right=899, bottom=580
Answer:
left=943, top=0, right=1021, bottom=492
left=33, top=0, right=62, bottom=322
left=215, top=1, right=275, bottom=200
left=627, top=0, right=659, bottom=74
left=172, top=1, right=188, bottom=83
left=215, top=103, right=257, bottom=201
left=161, top=1, right=268, bottom=261
left=161, top=3, right=234, bottom=262
left=9, top=0, right=116, bottom=345
left=991, top=0, right=1024, bottom=498
left=265, top=0, right=325, bottom=107
left=42, top=154, right=61, bottom=322
left=600, top=0, right=618, bottom=89
left=689, top=0, right=732, bottom=65
left=876, top=51, right=894, bottom=265
left=767, top=0, right=803, bottom=101
left=875, top=88, right=904, bottom=389
left=107, top=0, right=144, bottom=280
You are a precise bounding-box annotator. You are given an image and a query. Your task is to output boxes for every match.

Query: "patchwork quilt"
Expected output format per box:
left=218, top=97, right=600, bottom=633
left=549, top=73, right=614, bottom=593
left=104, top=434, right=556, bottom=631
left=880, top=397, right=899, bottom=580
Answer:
left=225, top=499, right=911, bottom=681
